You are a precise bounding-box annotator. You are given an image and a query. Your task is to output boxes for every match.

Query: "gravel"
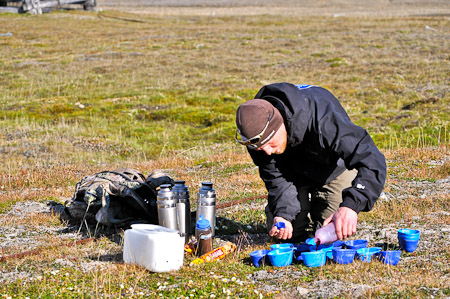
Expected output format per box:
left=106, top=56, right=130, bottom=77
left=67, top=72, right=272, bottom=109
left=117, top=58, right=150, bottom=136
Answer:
left=1, top=175, right=449, bottom=296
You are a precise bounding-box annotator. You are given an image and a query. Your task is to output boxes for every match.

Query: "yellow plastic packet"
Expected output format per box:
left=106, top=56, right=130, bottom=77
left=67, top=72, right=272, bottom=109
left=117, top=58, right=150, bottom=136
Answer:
left=190, top=242, right=236, bottom=265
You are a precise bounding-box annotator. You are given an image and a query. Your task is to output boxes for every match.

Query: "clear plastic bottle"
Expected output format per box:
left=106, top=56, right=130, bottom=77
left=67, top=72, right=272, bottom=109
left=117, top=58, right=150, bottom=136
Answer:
left=195, top=215, right=213, bottom=256
left=314, top=222, right=338, bottom=245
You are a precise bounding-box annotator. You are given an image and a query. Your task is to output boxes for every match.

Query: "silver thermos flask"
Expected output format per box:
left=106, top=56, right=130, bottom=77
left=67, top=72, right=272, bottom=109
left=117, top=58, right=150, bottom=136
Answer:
left=157, top=184, right=178, bottom=230
left=172, top=180, right=191, bottom=243
left=196, top=182, right=216, bottom=237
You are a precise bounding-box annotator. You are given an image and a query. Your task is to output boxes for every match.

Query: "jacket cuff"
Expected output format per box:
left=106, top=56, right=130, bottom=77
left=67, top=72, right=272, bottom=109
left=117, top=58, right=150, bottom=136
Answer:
left=339, top=200, right=361, bottom=214
left=274, top=212, right=295, bottom=222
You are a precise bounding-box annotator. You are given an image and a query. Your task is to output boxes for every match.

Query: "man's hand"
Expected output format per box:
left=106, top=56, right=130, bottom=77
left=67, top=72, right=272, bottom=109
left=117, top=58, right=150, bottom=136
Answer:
left=323, top=207, right=358, bottom=240
left=269, top=216, right=293, bottom=240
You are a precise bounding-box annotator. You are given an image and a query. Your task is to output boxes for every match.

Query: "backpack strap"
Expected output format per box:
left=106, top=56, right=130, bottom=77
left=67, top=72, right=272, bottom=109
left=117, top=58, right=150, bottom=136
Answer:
left=113, top=168, right=146, bottom=183
left=146, top=170, right=175, bottom=190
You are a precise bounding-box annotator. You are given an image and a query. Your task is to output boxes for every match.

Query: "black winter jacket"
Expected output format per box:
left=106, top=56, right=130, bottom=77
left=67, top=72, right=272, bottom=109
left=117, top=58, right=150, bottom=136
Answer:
left=248, top=83, right=386, bottom=222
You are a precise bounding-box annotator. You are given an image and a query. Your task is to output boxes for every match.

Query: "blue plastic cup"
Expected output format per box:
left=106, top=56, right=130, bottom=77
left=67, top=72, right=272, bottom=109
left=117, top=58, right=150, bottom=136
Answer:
left=344, top=239, right=368, bottom=250
left=294, top=243, right=313, bottom=253
left=249, top=249, right=271, bottom=267
left=293, top=243, right=313, bottom=260
left=310, top=243, right=335, bottom=261
left=305, top=238, right=316, bottom=245
left=323, top=247, right=339, bottom=260
left=398, top=238, right=419, bottom=252
left=267, top=248, right=294, bottom=267
left=398, top=229, right=420, bottom=252
left=270, top=243, right=294, bottom=251
left=301, top=251, right=326, bottom=267
left=332, top=248, right=357, bottom=264
left=377, top=250, right=401, bottom=265
left=333, top=240, right=346, bottom=247
left=325, top=246, right=343, bottom=260
left=356, top=247, right=382, bottom=262
left=317, top=243, right=334, bottom=251
left=398, top=228, right=420, bottom=238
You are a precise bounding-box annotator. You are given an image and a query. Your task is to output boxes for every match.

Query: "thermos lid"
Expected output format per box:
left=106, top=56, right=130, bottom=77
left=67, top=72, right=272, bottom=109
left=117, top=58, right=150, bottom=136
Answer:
left=173, top=181, right=189, bottom=193
left=196, top=215, right=211, bottom=230
left=201, top=182, right=214, bottom=189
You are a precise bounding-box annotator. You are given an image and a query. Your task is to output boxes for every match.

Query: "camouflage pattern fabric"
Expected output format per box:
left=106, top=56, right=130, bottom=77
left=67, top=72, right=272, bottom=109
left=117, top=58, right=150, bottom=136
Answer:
left=64, top=168, right=174, bottom=227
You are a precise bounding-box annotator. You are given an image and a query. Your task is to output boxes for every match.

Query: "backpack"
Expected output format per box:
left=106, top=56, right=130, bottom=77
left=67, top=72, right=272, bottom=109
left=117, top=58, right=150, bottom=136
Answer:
left=62, top=168, right=174, bottom=227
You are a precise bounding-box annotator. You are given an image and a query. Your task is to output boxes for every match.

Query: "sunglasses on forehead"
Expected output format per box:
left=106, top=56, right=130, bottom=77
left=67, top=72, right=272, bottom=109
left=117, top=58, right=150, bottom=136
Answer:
left=235, top=114, right=271, bottom=147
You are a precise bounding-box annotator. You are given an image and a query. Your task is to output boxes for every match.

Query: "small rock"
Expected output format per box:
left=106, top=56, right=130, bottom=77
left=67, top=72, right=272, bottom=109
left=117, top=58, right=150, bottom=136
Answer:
left=54, top=258, right=75, bottom=267
left=435, top=177, right=450, bottom=184
left=296, top=286, right=310, bottom=295
left=353, top=285, right=371, bottom=298
left=379, top=192, right=390, bottom=201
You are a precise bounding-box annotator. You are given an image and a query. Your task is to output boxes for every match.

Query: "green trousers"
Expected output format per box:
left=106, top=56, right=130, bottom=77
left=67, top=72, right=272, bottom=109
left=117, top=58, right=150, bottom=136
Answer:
left=265, top=169, right=358, bottom=243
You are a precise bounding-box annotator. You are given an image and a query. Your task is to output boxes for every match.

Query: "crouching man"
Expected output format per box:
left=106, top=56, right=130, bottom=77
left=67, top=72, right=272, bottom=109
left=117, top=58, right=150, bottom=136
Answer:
left=235, top=83, right=386, bottom=242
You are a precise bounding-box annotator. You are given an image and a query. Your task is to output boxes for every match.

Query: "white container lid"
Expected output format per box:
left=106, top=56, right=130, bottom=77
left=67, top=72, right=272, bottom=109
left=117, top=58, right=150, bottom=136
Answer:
left=130, top=224, right=179, bottom=234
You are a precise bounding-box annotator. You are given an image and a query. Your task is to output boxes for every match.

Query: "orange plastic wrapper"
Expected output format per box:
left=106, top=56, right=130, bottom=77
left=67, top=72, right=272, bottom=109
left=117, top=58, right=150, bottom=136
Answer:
left=190, top=242, right=236, bottom=265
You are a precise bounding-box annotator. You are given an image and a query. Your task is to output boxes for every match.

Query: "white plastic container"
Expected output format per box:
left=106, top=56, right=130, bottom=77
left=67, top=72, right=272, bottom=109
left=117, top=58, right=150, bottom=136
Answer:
left=123, top=224, right=185, bottom=272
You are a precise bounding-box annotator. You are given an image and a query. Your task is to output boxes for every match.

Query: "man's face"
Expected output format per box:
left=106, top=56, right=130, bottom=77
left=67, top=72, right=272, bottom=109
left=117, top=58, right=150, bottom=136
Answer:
left=256, top=123, right=287, bottom=156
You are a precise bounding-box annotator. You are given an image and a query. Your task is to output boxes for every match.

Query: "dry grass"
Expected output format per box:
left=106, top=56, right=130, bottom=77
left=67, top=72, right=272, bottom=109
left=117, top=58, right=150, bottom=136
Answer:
left=100, top=0, right=450, bottom=17
left=0, top=6, right=449, bottom=299
left=1, top=143, right=449, bottom=297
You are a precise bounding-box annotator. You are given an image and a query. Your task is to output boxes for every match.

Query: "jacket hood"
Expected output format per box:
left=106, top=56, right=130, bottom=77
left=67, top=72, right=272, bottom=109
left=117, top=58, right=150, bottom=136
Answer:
left=254, top=82, right=310, bottom=147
